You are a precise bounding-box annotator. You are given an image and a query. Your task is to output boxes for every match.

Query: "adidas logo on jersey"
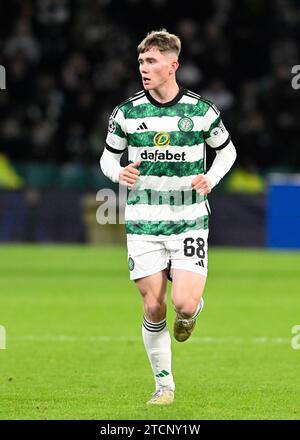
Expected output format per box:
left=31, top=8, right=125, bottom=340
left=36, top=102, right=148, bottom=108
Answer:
left=141, top=149, right=186, bottom=162
left=137, top=122, right=148, bottom=130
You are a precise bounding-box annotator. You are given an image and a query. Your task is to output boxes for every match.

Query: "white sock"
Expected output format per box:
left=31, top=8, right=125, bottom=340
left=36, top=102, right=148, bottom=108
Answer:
left=142, top=317, right=175, bottom=391
left=192, top=296, right=204, bottom=319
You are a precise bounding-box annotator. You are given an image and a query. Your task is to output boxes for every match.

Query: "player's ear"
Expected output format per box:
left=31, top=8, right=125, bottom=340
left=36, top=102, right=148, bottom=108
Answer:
left=170, top=59, right=179, bottom=74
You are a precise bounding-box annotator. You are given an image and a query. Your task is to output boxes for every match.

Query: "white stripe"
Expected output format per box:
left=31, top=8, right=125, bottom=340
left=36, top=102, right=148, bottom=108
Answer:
left=119, top=92, right=145, bottom=108
left=126, top=115, right=206, bottom=133
left=128, top=144, right=204, bottom=163
left=185, top=90, right=202, bottom=100
left=135, top=175, right=197, bottom=191
left=126, top=90, right=145, bottom=101
left=180, top=94, right=199, bottom=105
left=11, top=335, right=291, bottom=345
left=133, top=93, right=198, bottom=106
left=111, top=106, right=118, bottom=118
left=125, top=202, right=207, bottom=222
left=143, top=319, right=166, bottom=327
left=132, top=95, right=148, bottom=107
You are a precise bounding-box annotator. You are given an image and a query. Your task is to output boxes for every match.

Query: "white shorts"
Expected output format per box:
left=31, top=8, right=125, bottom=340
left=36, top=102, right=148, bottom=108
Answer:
left=127, top=230, right=209, bottom=280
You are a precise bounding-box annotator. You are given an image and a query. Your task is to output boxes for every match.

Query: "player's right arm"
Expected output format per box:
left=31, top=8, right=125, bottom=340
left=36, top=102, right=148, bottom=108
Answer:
left=100, top=107, right=140, bottom=188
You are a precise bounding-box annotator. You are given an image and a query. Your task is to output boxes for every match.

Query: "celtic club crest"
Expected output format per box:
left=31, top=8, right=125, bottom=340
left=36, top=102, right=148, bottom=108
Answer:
left=178, top=117, right=194, bottom=132
left=128, top=257, right=135, bottom=271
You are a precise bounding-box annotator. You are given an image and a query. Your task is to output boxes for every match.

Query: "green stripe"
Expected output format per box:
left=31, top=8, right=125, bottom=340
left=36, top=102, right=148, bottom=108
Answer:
left=122, top=101, right=210, bottom=119
left=114, top=121, right=126, bottom=138
left=127, top=131, right=204, bottom=147
left=203, top=116, right=221, bottom=139
left=126, top=215, right=209, bottom=236
left=127, top=188, right=207, bottom=206
left=132, top=159, right=204, bottom=177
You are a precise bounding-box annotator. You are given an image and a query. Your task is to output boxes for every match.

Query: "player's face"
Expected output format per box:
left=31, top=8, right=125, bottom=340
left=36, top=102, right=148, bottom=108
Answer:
left=138, top=47, right=177, bottom=90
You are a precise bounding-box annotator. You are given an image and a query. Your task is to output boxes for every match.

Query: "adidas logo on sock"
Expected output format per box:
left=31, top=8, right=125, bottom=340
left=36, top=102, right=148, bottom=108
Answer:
left=137, top=122, right=148, bottom=130
left=155, top=370, right=170, bottom=378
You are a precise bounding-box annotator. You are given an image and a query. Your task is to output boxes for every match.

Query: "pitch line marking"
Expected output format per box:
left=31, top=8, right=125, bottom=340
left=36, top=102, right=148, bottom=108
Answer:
left=10, top=335, right=291, bottom=344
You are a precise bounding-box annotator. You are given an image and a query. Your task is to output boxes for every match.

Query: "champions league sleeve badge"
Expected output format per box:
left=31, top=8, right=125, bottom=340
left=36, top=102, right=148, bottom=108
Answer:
left=108, top=117, right=116, bottom=133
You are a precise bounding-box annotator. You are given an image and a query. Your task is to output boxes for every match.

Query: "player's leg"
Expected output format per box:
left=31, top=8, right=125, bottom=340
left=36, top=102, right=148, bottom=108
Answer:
left=127, top=241, right=174, bottom=404
left=171, top=270, right=206, bottom=342
left=136, top=270, right=167, bottom=323
left=167, top=230, right=208, bottom=342
left=135, top=271, right=174, bottom=404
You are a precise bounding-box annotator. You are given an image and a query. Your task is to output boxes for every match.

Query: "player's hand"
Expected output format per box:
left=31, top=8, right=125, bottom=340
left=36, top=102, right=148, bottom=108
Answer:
left=191, top=174, right=212, bottom=195
left=119, top=161, right=141, bottom=188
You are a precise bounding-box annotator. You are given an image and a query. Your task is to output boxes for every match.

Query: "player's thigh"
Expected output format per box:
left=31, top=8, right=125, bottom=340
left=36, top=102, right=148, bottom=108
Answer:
left=171, top=269, right=206, bottom=312
left=167, top=229, right=208, bottom=309
left=135, top=270, right=168, bottom=305
left=168, top=229, right=208, bottom=278
left=127, top=240, right=169, bottom=303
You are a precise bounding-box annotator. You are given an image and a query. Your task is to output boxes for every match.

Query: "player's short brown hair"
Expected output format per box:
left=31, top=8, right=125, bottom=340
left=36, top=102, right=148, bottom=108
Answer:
left=137, top=29, right=181, bottom=58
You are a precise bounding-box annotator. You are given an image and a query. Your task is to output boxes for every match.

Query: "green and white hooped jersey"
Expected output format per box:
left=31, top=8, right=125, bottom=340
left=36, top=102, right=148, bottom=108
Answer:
left=105, top=87, right=231, bottom=241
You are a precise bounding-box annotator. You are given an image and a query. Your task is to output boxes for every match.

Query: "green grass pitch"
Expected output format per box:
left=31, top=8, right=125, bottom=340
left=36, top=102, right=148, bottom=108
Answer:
left=0, top=245, right=300, bottom=420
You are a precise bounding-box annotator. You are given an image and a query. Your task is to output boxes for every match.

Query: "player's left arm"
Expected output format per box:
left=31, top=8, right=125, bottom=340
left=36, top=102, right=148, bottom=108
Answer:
left=192, top=105, right=237, bottom=195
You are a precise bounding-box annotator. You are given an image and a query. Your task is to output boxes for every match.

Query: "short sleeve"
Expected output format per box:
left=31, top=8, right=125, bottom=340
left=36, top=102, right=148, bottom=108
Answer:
left=105, top=106, right=128, bottom=153
left=203, top=103, right=231, bottom=150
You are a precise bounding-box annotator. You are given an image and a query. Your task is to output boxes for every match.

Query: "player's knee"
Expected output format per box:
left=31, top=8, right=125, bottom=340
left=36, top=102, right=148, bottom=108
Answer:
left=173, top=300, right=198, bottom=319
left=144, top=300, right=166, bottom=322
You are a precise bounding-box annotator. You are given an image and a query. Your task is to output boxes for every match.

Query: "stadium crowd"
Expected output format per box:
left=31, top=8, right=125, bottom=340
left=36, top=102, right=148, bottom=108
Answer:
left=0, top=0, right=299, bottom=174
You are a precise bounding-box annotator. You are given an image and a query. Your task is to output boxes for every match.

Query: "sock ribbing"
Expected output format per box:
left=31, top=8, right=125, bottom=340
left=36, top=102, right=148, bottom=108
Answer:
left=143, top=317, right=166, bottom=333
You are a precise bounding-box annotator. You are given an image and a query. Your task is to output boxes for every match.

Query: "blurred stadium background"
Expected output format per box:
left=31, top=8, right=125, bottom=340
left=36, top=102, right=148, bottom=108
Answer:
left=0, top=0, right=299, bottom=247
left=1, top=0, right=300, bottom=420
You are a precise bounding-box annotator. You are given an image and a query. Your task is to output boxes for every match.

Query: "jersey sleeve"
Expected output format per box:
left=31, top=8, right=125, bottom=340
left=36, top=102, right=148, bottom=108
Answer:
left=105, top=106, right=128, bottom=154
left=203, top=103, right=231, bottom=150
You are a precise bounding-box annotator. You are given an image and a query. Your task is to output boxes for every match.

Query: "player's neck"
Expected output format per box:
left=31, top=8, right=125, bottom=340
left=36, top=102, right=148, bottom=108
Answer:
left=148, top=81, right=180, bottom=104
